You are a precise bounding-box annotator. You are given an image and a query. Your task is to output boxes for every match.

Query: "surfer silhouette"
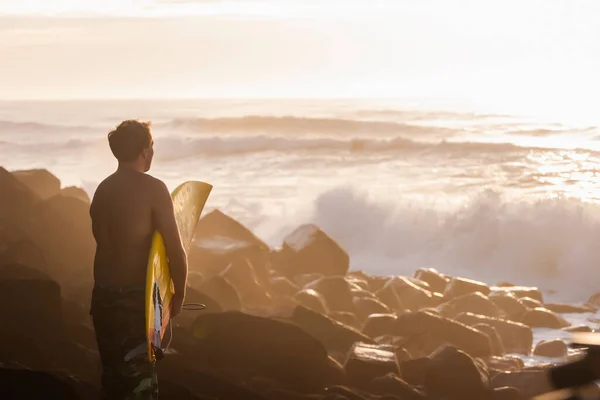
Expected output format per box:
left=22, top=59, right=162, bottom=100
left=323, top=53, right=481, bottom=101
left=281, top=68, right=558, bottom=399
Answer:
left=89, top=120, right=188, bottom=400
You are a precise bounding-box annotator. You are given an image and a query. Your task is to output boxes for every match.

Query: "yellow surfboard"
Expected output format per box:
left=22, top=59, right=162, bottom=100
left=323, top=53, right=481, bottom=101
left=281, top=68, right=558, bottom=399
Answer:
left=145, top=180, right=213, bottom=361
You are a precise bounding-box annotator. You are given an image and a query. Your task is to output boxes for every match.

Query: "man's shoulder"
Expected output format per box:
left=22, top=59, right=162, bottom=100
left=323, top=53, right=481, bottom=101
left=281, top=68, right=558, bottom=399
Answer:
left=142, top=174, right=168, bottom=190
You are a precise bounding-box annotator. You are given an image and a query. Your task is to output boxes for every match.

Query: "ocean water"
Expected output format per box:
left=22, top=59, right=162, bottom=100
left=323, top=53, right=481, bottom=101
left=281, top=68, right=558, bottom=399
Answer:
left=3, top=98, right=600, bottom=312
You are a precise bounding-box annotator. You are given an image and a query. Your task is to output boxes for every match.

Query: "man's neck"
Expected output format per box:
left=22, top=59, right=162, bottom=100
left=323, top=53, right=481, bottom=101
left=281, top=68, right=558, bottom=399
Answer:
left=117, top=163, right=144, bottom=173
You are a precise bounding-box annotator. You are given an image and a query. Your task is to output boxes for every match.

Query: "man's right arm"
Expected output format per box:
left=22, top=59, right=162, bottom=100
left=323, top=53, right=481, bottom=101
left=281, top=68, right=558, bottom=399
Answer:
left=151, top=180, right=188, bottom=301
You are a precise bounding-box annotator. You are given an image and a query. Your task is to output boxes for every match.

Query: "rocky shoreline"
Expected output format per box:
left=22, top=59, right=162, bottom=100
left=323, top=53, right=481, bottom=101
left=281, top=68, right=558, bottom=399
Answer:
left=1, top=166, right=599, bottom=399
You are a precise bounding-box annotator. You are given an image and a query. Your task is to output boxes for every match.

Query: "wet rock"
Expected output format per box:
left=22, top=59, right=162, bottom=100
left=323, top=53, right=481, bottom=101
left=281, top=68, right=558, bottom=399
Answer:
left=544, top=303, right=595, bottom=314
left=413, top=268, right=448, bottom=294
left=491, top=370, right=552, bottom=399
left=197, top=275, right=242, bottom=311
left=269, top=277, right=300, bottom=298
left=330, top=311, right=361, bottom=330
left=346, top=275, right=370, bottom=291
left=0, top=235, right=48, bottom=273
left=0, top=366, right=89, bottom=400
left=11, top=168, right=61, bottom=200
left=430, top=292, right=445, bottom=307
left=520, top=297, right=543, bottom=309
left=367, top=374, right=426, bottom=400
left=291, top=306, right=375, bottom=355
left=444, top=277, right=490, bottom=300
left=0, top=263, right=64, bottom=341
left=399, top=358, right=430, bottom=387
left=424, top=345, right=491, bottom=400
left=293, top=289, right=329, bottom=315
left=381, top=277, right=432, bottom=311
left=60, top=186, right=90, bottom=204
left=160, top=380, right=217, bottom=400
left=563, top=324, right=593, bottom=333
left=190, top=236, right=269, bottom=284
left=489, top=292, right=528, bottom=320
left=586, top=291, right=600, bottom=308
left=305, top=276, right=355, bottom=313
left=275, top=224, right=349, bottom=278
left=362, top=314, right=398, bottom=338
left=485, top=356, right=523, bottom=373
left=454, top=312, right=533, bottom=355
left=196, top=209, right=269, bottom=250
left=29, top=194, right=95, bottom=284
left=493, top=386, right=525, bottom=400
left=395, top=310, right=493, bottom=358
left=0, top=167, right=39, bottom=231
left=353, top=297, right=390, bottom=322
left=344, top=342, right=400, bottom=387
left=437, top=292, right=502, bottom=319
left=160, top=354, right=270, bottom=400
left=491, top=286, right=543, bottom=303
left=292, top=273, right=323, bottom=287
left=191, top=311, right=343, bottom=393
left=473, top=323, right=505, bottom=356
left=521, top=308, right=570, bottom=329
left=220, top=258, right=272, bottom=308
left=374, top=282, right=404, bottom=313
left=533, top=339, right=568, bottom=358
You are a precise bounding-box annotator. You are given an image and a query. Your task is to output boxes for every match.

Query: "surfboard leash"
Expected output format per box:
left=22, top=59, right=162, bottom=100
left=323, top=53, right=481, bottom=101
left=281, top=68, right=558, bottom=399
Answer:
left=159, top=302, right=207, bottom=357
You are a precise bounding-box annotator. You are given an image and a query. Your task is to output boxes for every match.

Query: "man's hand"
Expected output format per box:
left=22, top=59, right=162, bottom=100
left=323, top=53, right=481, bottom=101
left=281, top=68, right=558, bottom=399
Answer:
left=171, top=291, right=185, bottom=319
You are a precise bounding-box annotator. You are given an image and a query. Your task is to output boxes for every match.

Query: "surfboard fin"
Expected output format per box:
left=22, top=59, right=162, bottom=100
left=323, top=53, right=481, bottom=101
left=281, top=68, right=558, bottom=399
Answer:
left=153, top=346, right=165, bottom=361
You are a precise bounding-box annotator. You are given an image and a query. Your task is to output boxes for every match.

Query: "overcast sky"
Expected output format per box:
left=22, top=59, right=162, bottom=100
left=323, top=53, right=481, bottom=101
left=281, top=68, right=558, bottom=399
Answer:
left=1, top=0, right=599, bottom=114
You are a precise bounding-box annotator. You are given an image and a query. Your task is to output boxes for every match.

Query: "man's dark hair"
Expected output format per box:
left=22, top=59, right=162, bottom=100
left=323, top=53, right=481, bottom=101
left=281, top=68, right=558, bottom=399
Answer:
left=108, top=120, right=153, bottom=162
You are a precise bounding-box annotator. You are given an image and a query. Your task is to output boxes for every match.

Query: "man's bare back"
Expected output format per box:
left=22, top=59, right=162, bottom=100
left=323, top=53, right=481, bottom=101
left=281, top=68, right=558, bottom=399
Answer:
left=91, top=169, right=161, bottom=288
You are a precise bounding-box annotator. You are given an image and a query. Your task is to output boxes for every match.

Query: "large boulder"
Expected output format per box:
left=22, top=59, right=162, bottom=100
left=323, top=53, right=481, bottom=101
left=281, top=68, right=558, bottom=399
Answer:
left=0, top=263, right=64, bottom=341
left=543, top=303, right=595, bottom=314
left=220, top=258, right=272, bottom=308
left=413, top=268, right=448, bottom=294
left=0, top=235, right=48, bottom=273
left=437, top=292, right=502, bottom=319
left=343, top=342, right=400, bottom=387
left=533, top=339, right=568, bottom=358
left=11, top=169, right=61, bottom=200
left=395, top=310, right=493, bottom=358
left=353, top=297, right=390, bottom=322
left=0, top=167, right=39, bottom=230
left=159, top=355, right=269, bottom=400
left=520, top=308, right=570, bottom=329
left=28, top=194, right=95, bottom=284
left=304, top=276, right=354, bottom=313
left=195, top=209, right=269, bottom=249
left=489, top=292, right=528, bottom=320
left=290, top=306, right=374, bottom=355
left=191, top=311, right=344, bottom=392
left=362, top=313, right=398, bottom=338
left=366, top=374, right=426, bottom=400
left=197, top=275, right=243, bottom=311
left=383, top=277, right=433, bottom=311
left=189, top=235, right=270, bottom=284
left=60, top=187, right=90, bottom=204
left=424, top=345, right=491, bottom=400
left=491, top=286, right=544, bottom=303
left=292, top=289, right=329, bottom=315
left=454, top=312, right=533, bottom=355
left=444, top=277, right=490, bottom=300
left=374, top=280, right=405, bottom=313
left=274, top=224, right=349, bottom=278
left=0, top=366, right=92, bottom=400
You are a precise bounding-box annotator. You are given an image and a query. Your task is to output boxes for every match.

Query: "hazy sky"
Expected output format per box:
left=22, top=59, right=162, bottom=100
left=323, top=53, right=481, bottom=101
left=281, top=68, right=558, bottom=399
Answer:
left=1, top=0, right=599, bottom=110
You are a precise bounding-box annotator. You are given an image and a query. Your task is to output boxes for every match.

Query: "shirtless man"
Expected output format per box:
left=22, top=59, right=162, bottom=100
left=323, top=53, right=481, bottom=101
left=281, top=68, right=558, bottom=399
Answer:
left=89, top=120, right=187, bottom=399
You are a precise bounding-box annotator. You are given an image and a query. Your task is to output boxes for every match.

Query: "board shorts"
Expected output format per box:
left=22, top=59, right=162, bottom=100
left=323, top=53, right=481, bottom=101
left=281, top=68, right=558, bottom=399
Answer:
left=90, top=284, right=158, bottom=400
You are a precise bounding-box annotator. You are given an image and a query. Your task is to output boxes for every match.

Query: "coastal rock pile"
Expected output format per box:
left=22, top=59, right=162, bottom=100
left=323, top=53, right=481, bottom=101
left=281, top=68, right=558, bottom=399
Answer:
left=0, top=167, right=594, bottom=399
